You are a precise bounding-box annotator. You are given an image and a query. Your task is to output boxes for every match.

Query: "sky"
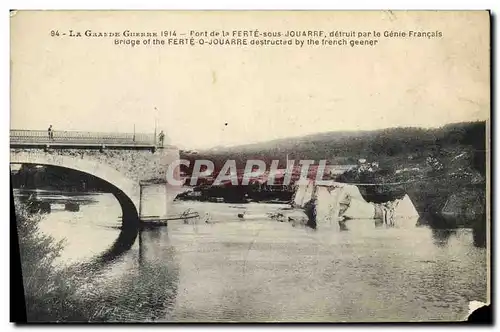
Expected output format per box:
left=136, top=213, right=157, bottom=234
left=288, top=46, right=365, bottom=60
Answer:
left=10, top=11, right=490, bottom=149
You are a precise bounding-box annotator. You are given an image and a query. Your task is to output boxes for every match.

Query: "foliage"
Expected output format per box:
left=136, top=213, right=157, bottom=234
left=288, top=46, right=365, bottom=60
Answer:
left=16, top=200, right=71, bottom=321
left=15, top=200, right=107, bottom=322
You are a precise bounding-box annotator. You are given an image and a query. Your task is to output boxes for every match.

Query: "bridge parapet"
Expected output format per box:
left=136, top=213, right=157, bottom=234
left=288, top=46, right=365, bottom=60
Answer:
left=10, top=129, right=156, bottom=146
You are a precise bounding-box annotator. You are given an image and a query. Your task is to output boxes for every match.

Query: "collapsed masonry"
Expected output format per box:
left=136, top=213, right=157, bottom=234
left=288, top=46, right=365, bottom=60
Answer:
left=290, top=181, right=419, bottom=226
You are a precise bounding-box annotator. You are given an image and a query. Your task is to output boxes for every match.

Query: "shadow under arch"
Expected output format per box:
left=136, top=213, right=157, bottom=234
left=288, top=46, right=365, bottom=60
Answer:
left=11, top=162, right=140, bottom=223
left=92, top=188, right=140, bottom=266
left=11, top=162, right=141, bottom=265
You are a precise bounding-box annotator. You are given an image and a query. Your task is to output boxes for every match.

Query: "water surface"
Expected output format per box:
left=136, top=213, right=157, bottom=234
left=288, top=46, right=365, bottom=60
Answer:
left=16, top=190, right=488, bottom=322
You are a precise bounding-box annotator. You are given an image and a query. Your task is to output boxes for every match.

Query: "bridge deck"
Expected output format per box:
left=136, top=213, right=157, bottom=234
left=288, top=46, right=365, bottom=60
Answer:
left=10, top=129, right=160, bottom=148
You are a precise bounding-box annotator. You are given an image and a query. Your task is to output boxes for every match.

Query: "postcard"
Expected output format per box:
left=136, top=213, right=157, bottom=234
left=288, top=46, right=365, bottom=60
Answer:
left=10, top=10, right=490, bottom=323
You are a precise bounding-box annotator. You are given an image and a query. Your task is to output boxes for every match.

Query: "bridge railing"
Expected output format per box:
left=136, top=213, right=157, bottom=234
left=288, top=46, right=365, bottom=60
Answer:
left=10, top=129, right=157, bottom=146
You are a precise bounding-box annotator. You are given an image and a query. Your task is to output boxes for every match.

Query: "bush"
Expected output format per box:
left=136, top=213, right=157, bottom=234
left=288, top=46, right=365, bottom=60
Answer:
left=15, top=199, right=103, bottom=322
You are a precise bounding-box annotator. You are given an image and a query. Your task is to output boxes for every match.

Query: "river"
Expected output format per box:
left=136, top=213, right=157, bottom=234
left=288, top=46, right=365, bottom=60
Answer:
left=14, top=189, right=488, bottom=322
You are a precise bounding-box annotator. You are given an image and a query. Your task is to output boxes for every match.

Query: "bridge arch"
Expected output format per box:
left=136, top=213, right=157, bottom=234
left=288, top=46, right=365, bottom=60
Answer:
left=10, top=151, right=141, bottom=227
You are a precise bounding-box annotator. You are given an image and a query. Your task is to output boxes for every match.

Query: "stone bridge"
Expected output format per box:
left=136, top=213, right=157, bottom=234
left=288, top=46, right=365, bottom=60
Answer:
left=10, top=129, right=181, bottom=227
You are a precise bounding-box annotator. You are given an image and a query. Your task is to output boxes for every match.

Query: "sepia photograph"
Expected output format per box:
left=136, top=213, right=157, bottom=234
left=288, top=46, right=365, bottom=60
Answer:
left=9, top=10, right=490, bottom=323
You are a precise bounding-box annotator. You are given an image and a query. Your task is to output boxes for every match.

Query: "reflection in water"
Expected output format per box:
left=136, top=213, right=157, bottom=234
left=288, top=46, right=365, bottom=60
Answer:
left=94, top=227, right=139, bottom=266
left=338, top=219, right=349, bottom=231
left=66, top=225, right=180, bottom=322
left=164, top=202, right=487, bottom=322
left=374, top=218, right=384, bottom=228
left=104, top=219, right=179, bottom=320
left=472, top=220, right=487, bottom=248
left=418, top=213, right=487, bottom=249
left=15, top=190, right=180, bottom=322
left=15, top=190, right=488, bottom=322
left=431, top=229, right=457, bottom=248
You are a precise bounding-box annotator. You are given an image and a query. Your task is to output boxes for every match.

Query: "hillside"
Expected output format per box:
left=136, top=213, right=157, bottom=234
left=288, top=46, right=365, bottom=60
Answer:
left=182, top=121, right=487, bottom=174
left=180, top=121, right=487, bottom=230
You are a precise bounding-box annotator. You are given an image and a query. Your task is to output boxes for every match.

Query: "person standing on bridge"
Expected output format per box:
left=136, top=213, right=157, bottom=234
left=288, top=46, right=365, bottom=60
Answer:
left=48, top=125, right=54, bottom=140
left=158, top=130, right=165, bottom=147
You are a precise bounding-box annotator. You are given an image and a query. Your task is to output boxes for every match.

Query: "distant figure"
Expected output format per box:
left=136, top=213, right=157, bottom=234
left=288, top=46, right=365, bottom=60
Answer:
left=158, top=130, right=165, bottom=147
left=303, top=198, right=317, bottom=229
left=48, top=125, right=54, bottom=140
